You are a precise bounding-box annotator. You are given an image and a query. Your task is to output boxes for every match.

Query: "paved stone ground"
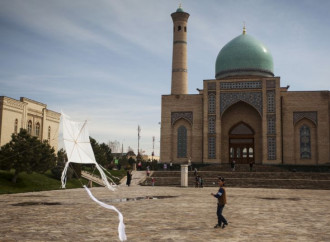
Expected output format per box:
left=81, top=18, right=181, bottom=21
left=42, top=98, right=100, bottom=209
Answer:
left=1, top=185, right=330, bottom=241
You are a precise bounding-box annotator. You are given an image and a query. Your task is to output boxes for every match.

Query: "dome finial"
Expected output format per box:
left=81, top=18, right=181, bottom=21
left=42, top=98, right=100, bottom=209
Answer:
left=243, top=21, right=246, bottom=35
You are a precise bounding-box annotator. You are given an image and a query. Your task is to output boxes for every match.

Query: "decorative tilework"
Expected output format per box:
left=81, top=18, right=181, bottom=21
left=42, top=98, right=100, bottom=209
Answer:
left=220, top=92, right=263, bottom=116
left=171, top=112, right=193, bottom=125
left=177, top=126, right=187, bottom=158
left=266, top=80, right=276, bottom=88
left=207, top=82, right=216, bottom=90
left=220, top=81, right=262, bottom=89
left=208, top=116, right=215, bottom=134
left=293, top=111, right=317, bottom=125
left=208, top=136, right=216, bottom=159
left=172, top=68, right=187, bottom=72
left=208, top=93, right=216, bottom=114
left=267, top=115, right=276, bottom=135
left=173, top=40, right=187, bottom=44
left=267, top=137, right=276, bottom=160
left=267, top=90, right=275, bottom=113
left=300, top=125, right=311, bottom=159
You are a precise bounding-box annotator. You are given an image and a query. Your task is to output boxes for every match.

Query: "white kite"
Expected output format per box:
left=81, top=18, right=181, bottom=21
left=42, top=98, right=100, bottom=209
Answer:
left=60, top=112, right=127, bottom=241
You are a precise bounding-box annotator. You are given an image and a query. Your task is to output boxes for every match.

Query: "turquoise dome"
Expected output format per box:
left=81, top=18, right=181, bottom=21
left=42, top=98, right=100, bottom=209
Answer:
left=215, top=33, right=274, bottom=79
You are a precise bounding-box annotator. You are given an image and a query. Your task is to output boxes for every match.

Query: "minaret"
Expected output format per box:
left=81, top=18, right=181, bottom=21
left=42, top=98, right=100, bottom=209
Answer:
left=171, top=4, right=190, bottom=95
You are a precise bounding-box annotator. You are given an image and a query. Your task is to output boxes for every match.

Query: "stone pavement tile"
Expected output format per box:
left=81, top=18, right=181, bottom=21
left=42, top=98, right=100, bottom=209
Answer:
left=1, top=186, right=330, bottom=241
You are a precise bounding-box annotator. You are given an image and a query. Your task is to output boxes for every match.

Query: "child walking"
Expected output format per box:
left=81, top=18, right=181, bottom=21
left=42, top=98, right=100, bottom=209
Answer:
left=211, top=176, right=228, bottom=229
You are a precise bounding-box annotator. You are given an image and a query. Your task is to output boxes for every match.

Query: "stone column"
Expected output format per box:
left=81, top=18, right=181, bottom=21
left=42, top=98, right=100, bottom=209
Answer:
left=181, top=164, right=188, bottom=187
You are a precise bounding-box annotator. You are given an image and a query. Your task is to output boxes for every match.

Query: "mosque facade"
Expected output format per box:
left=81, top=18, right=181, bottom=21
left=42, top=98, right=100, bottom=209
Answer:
left=160, top=7, right=330, bottom=165
left=0, top=96, right=60, bottom=152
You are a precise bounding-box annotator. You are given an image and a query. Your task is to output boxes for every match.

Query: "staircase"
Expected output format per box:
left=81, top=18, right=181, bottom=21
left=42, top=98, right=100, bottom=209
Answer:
left=141, top=165, right=330, bottom=190
left=81, top=171, right=105, bottom=187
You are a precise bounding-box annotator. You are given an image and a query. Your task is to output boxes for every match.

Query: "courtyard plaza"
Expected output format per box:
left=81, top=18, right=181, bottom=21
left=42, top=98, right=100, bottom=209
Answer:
left=1, top=173, right=330, bottom=241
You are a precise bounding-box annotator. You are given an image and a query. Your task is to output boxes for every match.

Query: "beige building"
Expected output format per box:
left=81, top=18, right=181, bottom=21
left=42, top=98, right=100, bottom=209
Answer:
left=160, top=7, right=330, bottom=165
left=0, top=96, right=61, bottom=152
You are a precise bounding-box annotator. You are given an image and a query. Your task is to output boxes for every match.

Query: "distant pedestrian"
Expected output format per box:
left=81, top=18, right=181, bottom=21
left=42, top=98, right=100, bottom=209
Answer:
left=195, top=175, right=200, bottom=188
left=126, top=170, right=132, bottom=187
left=170, top=162, right=173, bottom=171
left=231, top=160, right=236, bottom=171
left=188, top=157, right=192, bottom=171
left=163, top=163, right=167, bottom=171
left=146, top=166, right=151, bottom=177
left=199, top=176, right=204, bottom=188
left=211, top=176, right=228, bottom=229
left=249, top=161, right=254, bottom=172
left=138, top=161, right=142, bottom=171
left=194, top=168, right=198, bottom=176
left=151, top=177, right=155, bottom=186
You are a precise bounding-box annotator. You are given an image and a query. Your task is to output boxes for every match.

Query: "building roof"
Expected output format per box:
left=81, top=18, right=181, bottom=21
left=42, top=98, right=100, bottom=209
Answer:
left=215, top=32, right=274, bottom=79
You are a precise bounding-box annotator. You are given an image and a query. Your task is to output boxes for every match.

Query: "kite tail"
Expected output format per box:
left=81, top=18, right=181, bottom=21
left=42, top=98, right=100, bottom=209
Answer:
left=61, top=162, right=70, bottom=188
left=95, top=163, right=116, bottom=191
left=83, top=185, right=127, bottom=241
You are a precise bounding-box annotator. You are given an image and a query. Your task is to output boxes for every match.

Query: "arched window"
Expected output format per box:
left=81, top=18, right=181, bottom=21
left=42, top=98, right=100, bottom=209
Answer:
left=35, top=122, right=40, bottom=137
left=249, top=148, right=254, bottom=158
left=230, top=147, right=234, bottom=158
left=14, top=119, right=18, bottom=134
left=184, top=26, right=187, bottom=32
left=300, top=125, right=311, bottom=159
left=178, top=25, right=181, bottom=31
left=48, top=126, right=51, bottom=141
left=177, top=125, right=187, bottom=158
left=27, top=120, right=32, bottom=134
left=243, top=148, right=247, bottom=158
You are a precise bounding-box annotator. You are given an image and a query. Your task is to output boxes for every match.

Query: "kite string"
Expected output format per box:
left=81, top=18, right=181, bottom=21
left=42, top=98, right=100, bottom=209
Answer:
left=83, top=185, right=127, bottom=241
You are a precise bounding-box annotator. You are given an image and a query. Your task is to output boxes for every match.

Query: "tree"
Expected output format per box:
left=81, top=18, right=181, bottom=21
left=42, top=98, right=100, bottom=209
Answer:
left=108, top=140, right=120, bottom=153
left=51, top=148, right=72, bottom=180
left=90, top=137, right=113, bottom=167
left=0, top=129, right=56, bottom=183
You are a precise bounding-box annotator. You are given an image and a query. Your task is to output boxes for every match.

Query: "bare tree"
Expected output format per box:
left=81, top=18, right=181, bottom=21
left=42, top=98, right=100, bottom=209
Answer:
left=108, top=140, right=120, bottom=153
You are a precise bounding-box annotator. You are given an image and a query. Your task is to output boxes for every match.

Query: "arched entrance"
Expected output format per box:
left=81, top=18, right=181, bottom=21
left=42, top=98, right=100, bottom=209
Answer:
left=229, top=122, right=254, bottom=164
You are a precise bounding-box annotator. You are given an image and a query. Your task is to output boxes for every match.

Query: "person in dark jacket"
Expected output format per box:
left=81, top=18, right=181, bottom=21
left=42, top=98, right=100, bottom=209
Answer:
left=126, top=170, right=132, bottom=187
left=211, top=176, right=228, bottom=228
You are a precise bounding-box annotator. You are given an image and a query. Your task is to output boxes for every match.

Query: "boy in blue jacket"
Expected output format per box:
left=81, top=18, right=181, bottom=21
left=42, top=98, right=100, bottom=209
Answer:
left=211, top=176, right=228, bottom=228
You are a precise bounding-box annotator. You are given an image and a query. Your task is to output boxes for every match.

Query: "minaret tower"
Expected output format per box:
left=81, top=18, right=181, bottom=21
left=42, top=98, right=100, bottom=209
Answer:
left=170, top=4, right=190, bottom=95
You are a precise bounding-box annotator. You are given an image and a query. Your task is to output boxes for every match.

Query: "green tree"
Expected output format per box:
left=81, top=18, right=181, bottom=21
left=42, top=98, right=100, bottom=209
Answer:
left=0, top=129, right=56, bottom=183
left=90, top=137, right=109, bottom=167
left=51, top=148, right=73, bottom=180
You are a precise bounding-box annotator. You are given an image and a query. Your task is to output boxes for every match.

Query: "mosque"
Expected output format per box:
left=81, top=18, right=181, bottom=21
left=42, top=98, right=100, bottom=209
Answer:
left=160, top=6, right=329, bottom=165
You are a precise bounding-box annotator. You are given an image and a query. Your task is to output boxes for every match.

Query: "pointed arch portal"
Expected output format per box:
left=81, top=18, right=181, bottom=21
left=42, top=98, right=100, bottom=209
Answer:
left=229, top=122, right=255, bottom=164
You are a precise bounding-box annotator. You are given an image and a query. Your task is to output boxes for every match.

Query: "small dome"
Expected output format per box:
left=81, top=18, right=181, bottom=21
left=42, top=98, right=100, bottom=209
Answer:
left=215, top=33, right=274, bottom=79
left=176, top=7, right=184, bottom=12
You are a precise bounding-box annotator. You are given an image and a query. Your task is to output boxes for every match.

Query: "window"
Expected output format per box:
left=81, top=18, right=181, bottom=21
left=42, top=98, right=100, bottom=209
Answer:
left=48, top=126, right=51, bottom=141
left=300, top=125, right=311, bottom=159
left=230, top=147, right=234, bottom=158
left=178, top=25, right=181, bottom=31
left=35, top=122, right=40, bottom=137
left=243, top=148, right=247, bottom=158
left=177, top=126, right=187, bottom=158
left=249, top=148, right=254, bottom=158
left=237, top=148, right=241, bottom=158
left=14, top=119, right=18, bottom=134
left=184, top=26, right=187, bottom=32
left=27, top=120, right=32, bottom=134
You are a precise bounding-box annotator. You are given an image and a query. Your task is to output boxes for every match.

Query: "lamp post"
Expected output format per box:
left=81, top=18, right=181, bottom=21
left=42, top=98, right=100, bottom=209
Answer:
left=158, top=122, right=161, bottom=163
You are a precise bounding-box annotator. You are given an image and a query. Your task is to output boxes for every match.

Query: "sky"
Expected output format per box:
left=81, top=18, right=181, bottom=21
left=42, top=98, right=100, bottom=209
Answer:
left=1, top=0, right=329, bottom=157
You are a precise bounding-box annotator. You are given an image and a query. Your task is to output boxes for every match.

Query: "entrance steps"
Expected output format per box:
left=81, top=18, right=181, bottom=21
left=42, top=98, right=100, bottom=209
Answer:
left=141, top=165, right=330, bottom=189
